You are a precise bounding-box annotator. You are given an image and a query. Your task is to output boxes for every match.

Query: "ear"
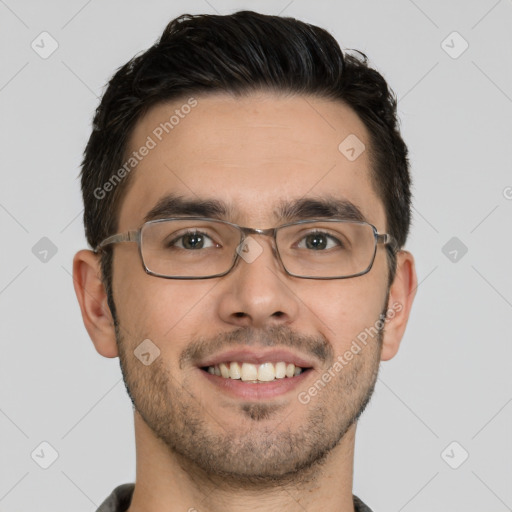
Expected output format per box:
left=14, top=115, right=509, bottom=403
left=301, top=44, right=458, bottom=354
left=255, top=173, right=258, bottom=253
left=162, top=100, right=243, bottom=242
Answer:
left=381, top=250, right=417, bottom=361
left=72, top=249, right=118, bottom=358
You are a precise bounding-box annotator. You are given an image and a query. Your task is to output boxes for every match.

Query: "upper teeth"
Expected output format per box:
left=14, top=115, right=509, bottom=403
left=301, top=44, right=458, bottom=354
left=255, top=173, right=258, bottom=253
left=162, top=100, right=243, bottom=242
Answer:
left=206, top=362, right=304, bottom=381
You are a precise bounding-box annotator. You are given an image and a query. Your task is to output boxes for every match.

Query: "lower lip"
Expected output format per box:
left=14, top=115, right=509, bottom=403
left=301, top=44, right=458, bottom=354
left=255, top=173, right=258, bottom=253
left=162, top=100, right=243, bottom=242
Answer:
left=199, top=368, right=312, bottom=400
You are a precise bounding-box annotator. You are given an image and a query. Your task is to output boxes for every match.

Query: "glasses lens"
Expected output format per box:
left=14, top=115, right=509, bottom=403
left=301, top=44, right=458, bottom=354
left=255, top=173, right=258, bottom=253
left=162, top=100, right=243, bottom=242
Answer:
left=277, top=221, right=376, bottom=278
left=141, top=219, right=240, bottom=278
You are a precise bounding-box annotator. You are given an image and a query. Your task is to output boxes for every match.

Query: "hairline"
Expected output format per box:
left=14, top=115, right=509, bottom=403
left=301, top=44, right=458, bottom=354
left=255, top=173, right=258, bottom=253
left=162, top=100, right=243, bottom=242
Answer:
left=110, top=89, right=387, bottom=238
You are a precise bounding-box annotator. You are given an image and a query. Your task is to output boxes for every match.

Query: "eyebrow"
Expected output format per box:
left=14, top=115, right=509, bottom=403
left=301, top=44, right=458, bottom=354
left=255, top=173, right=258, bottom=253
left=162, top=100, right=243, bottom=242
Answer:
left=143, top=193, right=367, bottom=224
left=144, top=193, right=232, bottom=223
left=275, top=195, right=367, bottom=223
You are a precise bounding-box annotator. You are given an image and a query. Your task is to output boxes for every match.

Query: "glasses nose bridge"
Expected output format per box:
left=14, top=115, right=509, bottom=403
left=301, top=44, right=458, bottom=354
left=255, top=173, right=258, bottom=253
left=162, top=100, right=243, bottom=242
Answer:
left=236, top=226, right=280, bottom=262
left=239, top=225, right=277, bottom=241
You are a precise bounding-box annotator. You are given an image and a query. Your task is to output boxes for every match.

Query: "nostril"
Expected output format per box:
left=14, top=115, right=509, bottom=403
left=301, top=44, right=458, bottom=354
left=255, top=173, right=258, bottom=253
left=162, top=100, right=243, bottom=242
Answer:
left=234, top=312, right=246, bottom=318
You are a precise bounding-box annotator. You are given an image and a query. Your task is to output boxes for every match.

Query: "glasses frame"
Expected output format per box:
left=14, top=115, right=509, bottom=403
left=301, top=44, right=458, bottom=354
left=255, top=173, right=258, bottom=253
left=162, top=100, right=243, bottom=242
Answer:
left=94, top=217, right=399, bottom=280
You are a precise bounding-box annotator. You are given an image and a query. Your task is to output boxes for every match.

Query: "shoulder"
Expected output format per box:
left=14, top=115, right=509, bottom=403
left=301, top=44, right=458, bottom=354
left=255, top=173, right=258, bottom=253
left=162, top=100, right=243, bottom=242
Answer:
left=354, top=494, right=374, bottom=512
left=96, top=483, right=135, bottom=512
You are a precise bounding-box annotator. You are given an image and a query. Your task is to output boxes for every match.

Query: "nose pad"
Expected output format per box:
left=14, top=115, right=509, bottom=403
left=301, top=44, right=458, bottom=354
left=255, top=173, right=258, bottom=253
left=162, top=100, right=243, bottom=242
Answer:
left=233, top=234, right=283, bottom=275
left=235, top=236, right=265, bottom=265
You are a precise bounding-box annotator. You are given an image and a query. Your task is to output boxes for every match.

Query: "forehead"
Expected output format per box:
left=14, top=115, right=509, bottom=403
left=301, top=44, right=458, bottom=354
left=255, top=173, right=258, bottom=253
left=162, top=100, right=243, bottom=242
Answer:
left=117, top=92, right=385, bottom=230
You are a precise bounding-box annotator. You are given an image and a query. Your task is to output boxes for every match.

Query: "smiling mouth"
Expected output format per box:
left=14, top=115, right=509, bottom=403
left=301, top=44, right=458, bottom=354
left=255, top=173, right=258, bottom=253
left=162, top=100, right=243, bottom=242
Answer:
left=200, top=361, right=312, bottom=383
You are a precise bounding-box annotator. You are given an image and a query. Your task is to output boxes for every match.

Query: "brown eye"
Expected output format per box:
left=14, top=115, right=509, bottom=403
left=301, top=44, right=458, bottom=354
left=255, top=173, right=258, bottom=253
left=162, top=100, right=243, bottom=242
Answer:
left=168, top=231, right=217, bottom=250
left=298, top=232, right=342, bottom=250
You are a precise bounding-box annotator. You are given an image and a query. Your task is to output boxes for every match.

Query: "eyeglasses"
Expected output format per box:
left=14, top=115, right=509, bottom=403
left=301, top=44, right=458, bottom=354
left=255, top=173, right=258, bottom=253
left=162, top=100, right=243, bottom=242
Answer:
left=94, top=217, right=398, bottom=280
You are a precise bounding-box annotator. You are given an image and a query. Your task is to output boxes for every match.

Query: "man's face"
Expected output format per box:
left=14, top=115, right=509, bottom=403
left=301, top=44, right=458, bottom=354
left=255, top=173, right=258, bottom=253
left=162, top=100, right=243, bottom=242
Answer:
left=112, top=92, right=391, bottom=483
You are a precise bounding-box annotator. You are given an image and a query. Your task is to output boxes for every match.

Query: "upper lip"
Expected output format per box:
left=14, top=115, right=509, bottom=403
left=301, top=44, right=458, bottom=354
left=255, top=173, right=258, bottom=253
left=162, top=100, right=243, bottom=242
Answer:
left=197, top=348, right=316, bottom=369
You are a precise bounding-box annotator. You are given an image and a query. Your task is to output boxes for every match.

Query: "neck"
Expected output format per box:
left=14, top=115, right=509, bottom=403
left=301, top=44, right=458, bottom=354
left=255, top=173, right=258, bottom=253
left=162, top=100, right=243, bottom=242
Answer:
left=127, top=413, right=357, bottom=512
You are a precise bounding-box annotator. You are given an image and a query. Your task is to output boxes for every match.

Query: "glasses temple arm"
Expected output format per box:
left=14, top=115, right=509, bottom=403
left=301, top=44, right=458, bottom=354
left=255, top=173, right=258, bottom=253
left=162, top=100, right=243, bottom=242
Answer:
left=94, top=230, right=140, bottom=253
left=376, top=233, right=399, bottom=254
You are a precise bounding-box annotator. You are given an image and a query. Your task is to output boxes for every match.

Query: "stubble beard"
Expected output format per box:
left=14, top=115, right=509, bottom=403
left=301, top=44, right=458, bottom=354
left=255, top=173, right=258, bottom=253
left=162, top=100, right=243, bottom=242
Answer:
left=116, top=318, right=384, bottom=489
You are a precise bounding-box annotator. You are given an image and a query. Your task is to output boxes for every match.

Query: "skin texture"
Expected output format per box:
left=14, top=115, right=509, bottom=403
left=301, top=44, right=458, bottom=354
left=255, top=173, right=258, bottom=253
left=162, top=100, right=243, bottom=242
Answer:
left=73, top=92, right=417, bottom=512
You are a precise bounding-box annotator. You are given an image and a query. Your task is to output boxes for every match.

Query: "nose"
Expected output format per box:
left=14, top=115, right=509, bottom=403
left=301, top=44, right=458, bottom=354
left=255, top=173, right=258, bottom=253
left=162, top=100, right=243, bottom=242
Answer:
left=215, top=235, right=300, bottom=329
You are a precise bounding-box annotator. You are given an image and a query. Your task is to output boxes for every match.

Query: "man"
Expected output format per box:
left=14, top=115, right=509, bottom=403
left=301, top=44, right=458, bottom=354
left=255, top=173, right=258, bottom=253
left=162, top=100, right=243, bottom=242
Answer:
left=73, top=10, right=417, bottom=512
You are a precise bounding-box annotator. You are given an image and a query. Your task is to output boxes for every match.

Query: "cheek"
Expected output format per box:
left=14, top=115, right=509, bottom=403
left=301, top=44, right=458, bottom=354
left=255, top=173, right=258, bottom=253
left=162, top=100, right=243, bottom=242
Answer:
left=303, top=278, right=387, bottom=352
left=114, top=261, right=217, bottom=344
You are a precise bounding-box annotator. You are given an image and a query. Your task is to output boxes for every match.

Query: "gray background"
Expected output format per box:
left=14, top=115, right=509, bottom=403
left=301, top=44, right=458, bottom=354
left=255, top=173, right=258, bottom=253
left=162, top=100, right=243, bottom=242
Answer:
left=1, top=0, right=511, bottom=510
